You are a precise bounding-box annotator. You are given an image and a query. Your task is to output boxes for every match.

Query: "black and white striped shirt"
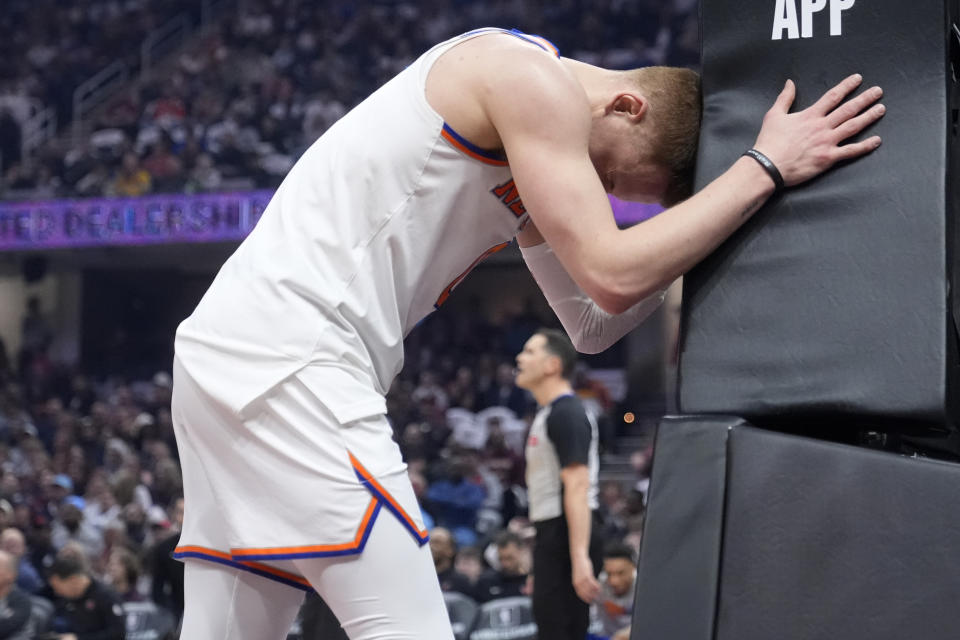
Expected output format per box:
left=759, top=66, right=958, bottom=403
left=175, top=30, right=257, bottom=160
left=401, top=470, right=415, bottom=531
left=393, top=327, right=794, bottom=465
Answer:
left=524, top=394, right=599, bottom=522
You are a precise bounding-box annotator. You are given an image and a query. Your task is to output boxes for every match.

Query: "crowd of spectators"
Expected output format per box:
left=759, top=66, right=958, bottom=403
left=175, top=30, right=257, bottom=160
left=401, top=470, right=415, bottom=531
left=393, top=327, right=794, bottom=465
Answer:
left=0, top=364, right=184, bottom=637
left=0, top=0, right=699, bottom=201
left=0, top=0, right=204, bottom=169
left=0, top=295, right=651, bottom=637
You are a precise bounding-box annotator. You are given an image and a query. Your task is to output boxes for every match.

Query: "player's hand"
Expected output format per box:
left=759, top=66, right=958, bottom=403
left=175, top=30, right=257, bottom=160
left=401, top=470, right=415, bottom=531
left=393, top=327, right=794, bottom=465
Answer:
left=59, top=634, right=78, bottom=640
left=753, top=74, right=884, bottom=187
left=571, top=553, right=600, bottom=603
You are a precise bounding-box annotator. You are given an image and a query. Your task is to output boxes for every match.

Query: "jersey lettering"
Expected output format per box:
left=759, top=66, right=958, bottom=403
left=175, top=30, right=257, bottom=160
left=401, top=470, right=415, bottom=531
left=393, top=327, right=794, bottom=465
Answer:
left=491, top=179, right=527, bottom=218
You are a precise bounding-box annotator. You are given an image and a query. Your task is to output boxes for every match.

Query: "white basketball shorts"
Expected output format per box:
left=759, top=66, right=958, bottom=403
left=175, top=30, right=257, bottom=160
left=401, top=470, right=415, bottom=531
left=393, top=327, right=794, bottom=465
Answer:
left=170, top=356, right=429, bottom=589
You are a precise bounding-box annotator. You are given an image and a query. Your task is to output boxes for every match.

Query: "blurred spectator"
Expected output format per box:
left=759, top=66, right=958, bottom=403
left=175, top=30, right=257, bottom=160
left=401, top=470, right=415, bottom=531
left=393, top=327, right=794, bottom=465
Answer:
left=428, top=527, right=473, bottom=596
left=474, top=531, right=529, bottom=603
left=412, top=372, right=449, bottom=412
left=119, top=502, right=150, bottom=550
left=19, top=297, right=51, bottom=379
left=479, top=364, right=529, bottom=416
left=72, top=162, right=110, bottom=198
left=425, top=457, right=485, bottom=547
left=0, top=337, right=9, bottom=377
left=574, top=365, right=616, bottom=450
left=47, top=551, right=125, bottom=640
left=81, top=476, right=121, bottom=536
left=47, top=476, right=72, bottom=507
left=109, top=152, right=151, bottom=197
left=140, top=137, right=183, bottom=192
left=597, top=480, right=629, bottom=541
left=50, top=499, right=104, bottom=563
left=0, top=549, right=32, bottom=639
left=184, top=153, right=222, bottom=193
left=0, top=528, right=43, bottom=595
left=148, top=498, right=183, bottom=618
left=630, top=447, right=654, bottom=501
left=406, top=469, right=435, bottom=530
left=104, top=548, right=142, bottom=603
left=0, top=110, right=20, bottom=169
left=446, top=366, right=478, bottom=411
left=591, top=543, right=637, bottom=639
left=452, top=546, right=484, bottom=592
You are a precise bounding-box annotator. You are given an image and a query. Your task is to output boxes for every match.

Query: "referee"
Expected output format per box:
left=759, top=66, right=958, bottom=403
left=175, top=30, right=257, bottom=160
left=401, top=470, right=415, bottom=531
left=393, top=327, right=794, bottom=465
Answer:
left=516, top=329, right=603, bottom=640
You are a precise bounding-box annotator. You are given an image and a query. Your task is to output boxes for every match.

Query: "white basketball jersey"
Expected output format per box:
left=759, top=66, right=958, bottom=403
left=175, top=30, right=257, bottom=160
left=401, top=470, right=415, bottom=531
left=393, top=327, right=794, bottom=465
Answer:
left=175, top=28, right=560, bottom=423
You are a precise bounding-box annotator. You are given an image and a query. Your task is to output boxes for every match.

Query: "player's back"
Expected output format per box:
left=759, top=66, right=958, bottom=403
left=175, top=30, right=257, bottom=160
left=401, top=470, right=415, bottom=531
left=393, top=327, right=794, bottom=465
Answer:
left=176, top=28, right=557, bottom=422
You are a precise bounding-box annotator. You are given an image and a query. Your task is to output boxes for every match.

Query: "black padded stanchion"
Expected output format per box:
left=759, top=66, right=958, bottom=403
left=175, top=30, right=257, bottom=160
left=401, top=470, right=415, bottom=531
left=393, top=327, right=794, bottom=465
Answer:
left=631, top=416, right=960, bottom=640
left=631, top=415, right=745, bottom=640
left=678, top=0, right=960, bottom=433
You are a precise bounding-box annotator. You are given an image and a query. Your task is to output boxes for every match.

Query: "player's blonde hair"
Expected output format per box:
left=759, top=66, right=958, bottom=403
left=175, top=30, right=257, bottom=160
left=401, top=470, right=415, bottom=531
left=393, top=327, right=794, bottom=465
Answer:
left=624, top=66, right=702, bottom=206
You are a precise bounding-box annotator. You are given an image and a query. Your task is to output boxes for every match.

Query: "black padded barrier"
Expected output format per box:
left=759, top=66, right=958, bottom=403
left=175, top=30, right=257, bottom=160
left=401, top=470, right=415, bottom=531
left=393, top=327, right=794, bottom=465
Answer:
left=631, top=416, right=960, bottom=640
left=630, top=415, right=743, bottom=640
left=678, top=0, right=960, bottom=434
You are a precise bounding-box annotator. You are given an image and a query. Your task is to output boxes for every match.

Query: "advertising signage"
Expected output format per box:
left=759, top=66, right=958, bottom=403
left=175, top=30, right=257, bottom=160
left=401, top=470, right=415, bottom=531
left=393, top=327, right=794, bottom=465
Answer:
left=0, top=191, right=659, bottom=251
left=0, top=191, right=273, bottom=250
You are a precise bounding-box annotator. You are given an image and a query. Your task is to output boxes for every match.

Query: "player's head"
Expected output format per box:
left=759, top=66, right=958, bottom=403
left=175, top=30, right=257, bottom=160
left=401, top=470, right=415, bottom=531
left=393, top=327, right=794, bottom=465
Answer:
left=602, top=542, right=637, bottom=597
left=515, top=329, right=577, bottom=390
left=590, top=66, right=701, bottom=207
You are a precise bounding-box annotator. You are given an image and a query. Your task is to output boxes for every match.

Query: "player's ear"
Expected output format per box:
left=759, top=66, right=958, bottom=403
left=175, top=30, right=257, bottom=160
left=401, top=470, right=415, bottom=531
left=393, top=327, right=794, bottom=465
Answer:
left=610, top=93, right=648, bottom=122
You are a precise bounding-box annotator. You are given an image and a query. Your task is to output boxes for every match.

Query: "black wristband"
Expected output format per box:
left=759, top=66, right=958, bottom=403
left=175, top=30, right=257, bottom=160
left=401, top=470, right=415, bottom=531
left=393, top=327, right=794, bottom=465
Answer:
left=742, top=148, right=785, bottom=192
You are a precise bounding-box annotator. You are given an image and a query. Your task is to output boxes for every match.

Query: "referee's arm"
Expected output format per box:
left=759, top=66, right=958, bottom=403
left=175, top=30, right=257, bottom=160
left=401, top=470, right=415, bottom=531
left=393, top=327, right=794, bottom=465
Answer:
left=561, top=464, right=600, bottom=603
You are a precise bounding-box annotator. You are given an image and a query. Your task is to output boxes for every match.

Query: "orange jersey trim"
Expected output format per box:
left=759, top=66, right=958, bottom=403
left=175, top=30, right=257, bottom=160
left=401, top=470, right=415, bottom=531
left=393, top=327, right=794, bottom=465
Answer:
left=175, top=454, right=428, bottom=589
left=173, top=545, right=313, bottom=591
left=349, top=452, right=430, bottom=542
left=230, top=497, right=382, bottom=560
left=435, top=241, right=511, bottom=308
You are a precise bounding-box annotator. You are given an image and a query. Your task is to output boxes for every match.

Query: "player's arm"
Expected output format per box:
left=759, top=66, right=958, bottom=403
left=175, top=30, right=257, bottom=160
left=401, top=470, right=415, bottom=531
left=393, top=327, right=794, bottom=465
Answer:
left=518, top=219, right=667, bottom=353
left=488, top=52, right=883, bottom=314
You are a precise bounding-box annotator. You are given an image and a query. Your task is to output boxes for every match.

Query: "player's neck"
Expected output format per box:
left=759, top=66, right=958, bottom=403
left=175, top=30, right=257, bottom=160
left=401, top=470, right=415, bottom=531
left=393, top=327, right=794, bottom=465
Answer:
left=561, top=58, right=620, bottom=115
left=531, top=378, right=574, bottom=407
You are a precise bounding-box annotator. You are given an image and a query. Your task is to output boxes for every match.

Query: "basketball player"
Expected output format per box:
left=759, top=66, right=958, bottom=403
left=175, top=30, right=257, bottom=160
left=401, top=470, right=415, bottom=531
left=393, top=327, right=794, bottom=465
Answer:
left=171, top=27, right=884, bottom=640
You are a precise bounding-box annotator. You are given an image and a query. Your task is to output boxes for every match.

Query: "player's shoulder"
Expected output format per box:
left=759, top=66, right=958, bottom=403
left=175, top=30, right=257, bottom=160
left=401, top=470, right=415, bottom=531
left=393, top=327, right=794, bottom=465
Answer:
left=466, top=32, right=567, bottom=74
left=427, top=31, right=589, bottom=148
left=462, top=34, right=590, bottom=117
